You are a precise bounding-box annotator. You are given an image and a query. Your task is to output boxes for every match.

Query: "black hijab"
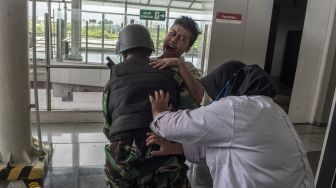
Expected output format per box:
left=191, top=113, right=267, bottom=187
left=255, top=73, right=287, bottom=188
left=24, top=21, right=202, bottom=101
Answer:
left=200, top=60, right=245, bottom=100
left=200, top=60, right=276, bottom=100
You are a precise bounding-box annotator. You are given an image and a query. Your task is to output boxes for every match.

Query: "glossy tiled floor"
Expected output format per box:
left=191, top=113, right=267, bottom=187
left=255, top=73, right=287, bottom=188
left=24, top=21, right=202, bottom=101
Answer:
left=294, top=124, right=327, bottom=174
left=0, top=122, right=327, bottom=188
left=31, top=123, right=109, bottom=188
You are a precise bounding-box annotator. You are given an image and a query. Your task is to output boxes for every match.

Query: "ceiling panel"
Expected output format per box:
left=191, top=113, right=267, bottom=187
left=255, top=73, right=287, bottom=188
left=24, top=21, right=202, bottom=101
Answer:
left=191, top=2, right=202, bottom=9
left=128, top=0, right=140, bottom=3
left=149, top=0, right=170, bottom=6
left=85, top=0, right=214, bottom=10
left=170, top=0, right=192, bottom=8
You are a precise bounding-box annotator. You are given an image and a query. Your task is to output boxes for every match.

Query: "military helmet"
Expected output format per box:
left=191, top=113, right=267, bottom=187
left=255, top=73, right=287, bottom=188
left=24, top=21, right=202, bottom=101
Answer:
left=116, top=24, right=154, bottom=54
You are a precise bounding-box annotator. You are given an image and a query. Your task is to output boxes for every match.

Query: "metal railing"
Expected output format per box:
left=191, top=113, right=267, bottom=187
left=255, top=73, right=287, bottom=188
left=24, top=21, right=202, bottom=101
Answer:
left=32, top=0, right=43, bottom=155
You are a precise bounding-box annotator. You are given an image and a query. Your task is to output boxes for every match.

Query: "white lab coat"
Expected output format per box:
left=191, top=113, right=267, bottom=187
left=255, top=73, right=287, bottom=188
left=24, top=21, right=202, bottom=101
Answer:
left=150, top=96, right=314, bottom=188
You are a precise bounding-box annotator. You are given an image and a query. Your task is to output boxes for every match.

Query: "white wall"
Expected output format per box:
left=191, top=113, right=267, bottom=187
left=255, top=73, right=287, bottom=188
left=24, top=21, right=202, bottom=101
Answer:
left=207, top=0, right=273, bottom=73
left=289, top=0, right=336, bottom=123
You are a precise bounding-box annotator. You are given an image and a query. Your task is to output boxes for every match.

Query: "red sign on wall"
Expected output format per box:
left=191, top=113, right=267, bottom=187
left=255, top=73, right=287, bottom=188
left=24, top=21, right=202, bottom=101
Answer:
left=216, top=12, right=242, bottom=24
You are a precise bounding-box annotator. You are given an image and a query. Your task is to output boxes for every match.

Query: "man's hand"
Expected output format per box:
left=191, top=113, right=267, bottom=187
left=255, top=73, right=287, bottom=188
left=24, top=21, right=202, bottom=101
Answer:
left=149, top=58, right=182, bottom=69
left=150, top=57, right=204, bottom=104
left=146, top=132, right=184, bottom=156
left=149, top=90, right=172, bottom=119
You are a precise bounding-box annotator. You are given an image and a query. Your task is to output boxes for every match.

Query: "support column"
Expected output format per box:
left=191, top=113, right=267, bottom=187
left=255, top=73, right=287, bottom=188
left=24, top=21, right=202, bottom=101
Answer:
left=0, top=0, right=32, bottom=162
left=69, top=0, right=82, bottom=61
left=289, top=0, right=336, bottom=123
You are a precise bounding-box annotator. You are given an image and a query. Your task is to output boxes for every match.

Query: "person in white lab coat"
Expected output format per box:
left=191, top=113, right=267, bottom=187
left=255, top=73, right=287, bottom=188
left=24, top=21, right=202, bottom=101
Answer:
left=146, top=60, right=315, bottom=188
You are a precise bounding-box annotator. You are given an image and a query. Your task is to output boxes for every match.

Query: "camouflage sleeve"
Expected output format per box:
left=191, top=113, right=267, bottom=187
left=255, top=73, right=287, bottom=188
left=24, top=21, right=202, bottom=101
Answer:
left=173, top=61, right=202, bottom=110
left=183, top=61, right=202, bottom=80
left=102, top=80, right=111, bottom=140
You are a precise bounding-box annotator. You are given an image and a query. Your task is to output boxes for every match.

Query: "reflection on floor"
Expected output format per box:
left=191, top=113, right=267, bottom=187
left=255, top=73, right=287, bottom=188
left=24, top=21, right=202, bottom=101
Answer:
left=294, top=124, right=327, bottom=175
left=25, top=123, right=326, bottom=187
left=31, top=123, right=108, bottom=188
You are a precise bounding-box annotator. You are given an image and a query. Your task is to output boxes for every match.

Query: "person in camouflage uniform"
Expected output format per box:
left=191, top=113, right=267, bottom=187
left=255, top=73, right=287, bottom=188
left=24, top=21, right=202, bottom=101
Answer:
left=104, top=139, right=190, bottom=188
left=149, top=16, right=214, bottom=188
left=150, top=16, right=204, bottom=108
left=103, top=22, right=202, bottom=188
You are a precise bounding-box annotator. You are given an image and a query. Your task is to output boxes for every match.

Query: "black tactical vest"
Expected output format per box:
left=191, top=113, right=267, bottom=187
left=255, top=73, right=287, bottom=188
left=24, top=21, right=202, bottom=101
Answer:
left=107, top=56, right=179, bottom=140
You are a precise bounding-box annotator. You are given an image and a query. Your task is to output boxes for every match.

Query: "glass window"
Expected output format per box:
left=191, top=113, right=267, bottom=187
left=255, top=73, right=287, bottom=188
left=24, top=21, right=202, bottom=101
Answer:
left=127, top=7, right=140, bottom=15
left=28, top=0, right=214, bottom=111
left=147, top=21, right=166, bottom=56
left=104, top=13, right=124, bottom=62
left=50, top=69, right=104, bottom=110
left=81, top=12, right=103, bottom=63
left=30, top=69, right=47, bottom=111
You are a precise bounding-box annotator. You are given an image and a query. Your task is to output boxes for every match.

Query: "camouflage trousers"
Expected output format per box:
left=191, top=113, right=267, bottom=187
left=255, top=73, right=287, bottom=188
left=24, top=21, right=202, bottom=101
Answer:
left=105, top=138, right=191, bottom=188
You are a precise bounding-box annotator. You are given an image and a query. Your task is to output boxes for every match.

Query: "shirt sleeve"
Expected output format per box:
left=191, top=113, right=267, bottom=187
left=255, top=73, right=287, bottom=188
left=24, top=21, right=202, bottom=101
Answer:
left=182, top=144, right=206, bottom=163
left=150, top=100, right=234, bottom=148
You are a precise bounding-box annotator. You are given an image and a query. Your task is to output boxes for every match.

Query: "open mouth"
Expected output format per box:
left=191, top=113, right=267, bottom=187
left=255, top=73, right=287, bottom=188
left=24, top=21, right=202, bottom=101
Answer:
left=166, top=44, right=176, bottom=52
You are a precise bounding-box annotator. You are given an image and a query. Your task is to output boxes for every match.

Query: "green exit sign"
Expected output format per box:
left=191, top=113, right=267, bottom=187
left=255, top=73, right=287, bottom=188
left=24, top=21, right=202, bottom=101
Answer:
left=140, top=10, right=166, bottom=21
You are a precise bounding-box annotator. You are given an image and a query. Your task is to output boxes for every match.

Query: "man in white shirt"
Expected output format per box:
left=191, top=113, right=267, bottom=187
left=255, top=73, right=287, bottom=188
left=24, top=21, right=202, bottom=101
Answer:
left=146, top=61, right=315, bottom=188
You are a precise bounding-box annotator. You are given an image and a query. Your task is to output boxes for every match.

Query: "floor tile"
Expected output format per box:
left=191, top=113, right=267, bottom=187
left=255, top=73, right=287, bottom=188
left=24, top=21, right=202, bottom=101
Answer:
left=307, top=151, right=321, bottom=175
left=77, top=167, right=108, bottom=188
left=44, top=167, right=78, bottom=188
left=28, top=122, right=327, bottom=187
left=294, top=124, right=327, bottom=135
left=299, top=134, right=326, bottom=152
left=50, top=144, right=79, bottom=167
left=50, top=143, right=105, bottom=167
left=43, top=166, right=109, bottom=188
left=78, top=143, right=105, bottom=166
left=32, top=123, right=107, bottom=144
